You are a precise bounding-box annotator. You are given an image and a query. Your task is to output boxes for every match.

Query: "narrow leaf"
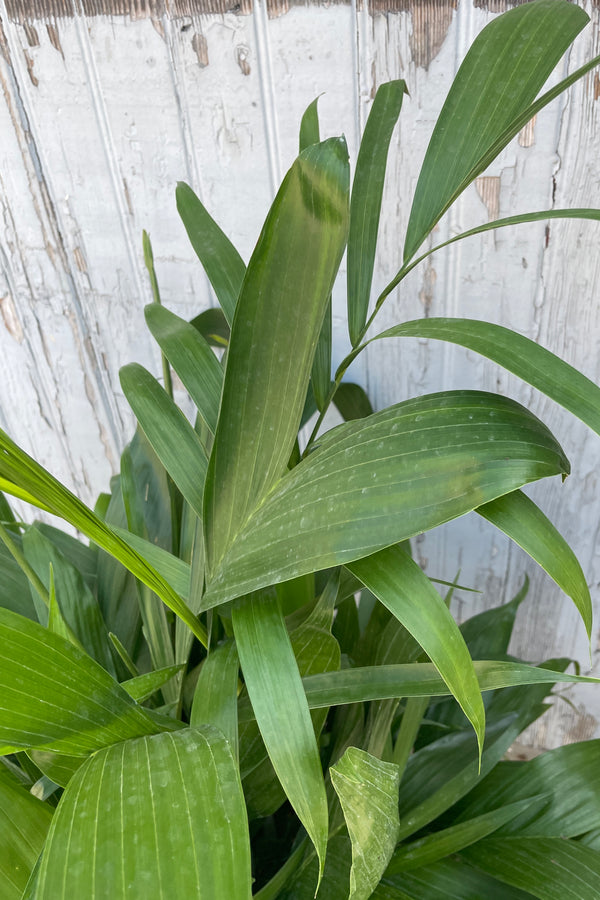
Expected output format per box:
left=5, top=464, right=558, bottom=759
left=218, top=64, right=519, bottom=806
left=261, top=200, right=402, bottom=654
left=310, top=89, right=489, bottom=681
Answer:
left=235, top=659, right=597, bottom=722
left=176, top=182, right=246, bottom=326
left=387, top=797, right=541, bottom=873
left=191, top=641, right=239, bottom=759
left=122, top=665, right=185, bottom=703
left=333, top=382, right=374, bottom=421
left=144, top=304, right=223, bottom=437
left=348, top=80, right=406, bottom=344
left=232, top=592, right=328, bottom=882
left=34, top=727, right=252, bottom=899
left=404, top=0, right=589, bottom=261
left=372, top=317, right=600, bottom=439
left=204, top=137, right=349, bottom=580
left=348, top=545, right=485, bottom=758
left=330, top=747, right=400, bottom=900
left=478, top=490, right=592, bottom=638
left=203, top=391, right=569, bottom=608
left=120, top=363, right=207, bottom=519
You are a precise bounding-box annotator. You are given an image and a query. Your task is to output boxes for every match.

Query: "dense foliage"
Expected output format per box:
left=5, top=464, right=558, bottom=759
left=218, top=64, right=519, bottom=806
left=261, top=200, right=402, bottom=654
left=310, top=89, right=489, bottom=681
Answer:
left=1, top=2, right=600, bottom=897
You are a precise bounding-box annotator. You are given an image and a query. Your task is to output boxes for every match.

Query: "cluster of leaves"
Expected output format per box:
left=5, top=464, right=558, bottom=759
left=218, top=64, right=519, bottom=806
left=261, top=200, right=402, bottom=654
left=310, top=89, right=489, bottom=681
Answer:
left=1, top=1, right=600, bottom=897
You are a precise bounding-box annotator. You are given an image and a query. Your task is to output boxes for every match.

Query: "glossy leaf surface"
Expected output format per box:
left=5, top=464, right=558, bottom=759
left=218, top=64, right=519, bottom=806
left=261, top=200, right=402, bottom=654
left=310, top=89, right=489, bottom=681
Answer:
left=120, top=363, right=208, bottom=519
left=144, top=303, right=223, bottom=436
left=176, top=182, right=246, bottom=325
left=348, top=80, right=406, bottom=343
left=0, top=608, right=160, bottom=755
left=478, top=490, right=592, bottom=637
left=349, top=546, right=484, bottom=754
left=204, top=137, right=349, bottom=579
left=462, top=836, right=600, bottom=900
left=232, top=592, right=328, bottom=881
left=204, top=391, right=569, bottom=607
left=34, top=726, right=252, bottom=899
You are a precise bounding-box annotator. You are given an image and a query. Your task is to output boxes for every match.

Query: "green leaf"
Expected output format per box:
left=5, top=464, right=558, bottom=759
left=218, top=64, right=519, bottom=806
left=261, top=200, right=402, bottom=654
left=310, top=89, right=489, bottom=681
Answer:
left=386, top=797, right=541, bottom=874
left=298, top=96, right=333, bottom=413
left=330, top=747, right=400, bottom=900
left=111, top=526, right=191, bottom=599
left=144, top=304, right=223, bottom=437
left=191, top=641, right=239, bottom=759
left=299, top=96, right=321, bottom=152
left=27, top=750, right=84, bottom=789
left=176, top=182, right=246, bottom=326
left=372, top=317, right=600, bottom=439
left=120, top=445, right=176, bottom=691
left=0, top=608, right=161, bottom=756
left=120, top=363, right=207, bottom=519
left=478, top=490, right=591, bottom=638
left=203, top=391, right=569, bottom=608
left=34, top=726, right=252, bottom=899
left=232, top=592, right=328, bottom=883
left=456, top=739, right=600, bottom=839
left=403, top=0, right=589, bottom=261
left=189, top=307, right=230, bottom=348
left=0, top=429, right=206, bottom=646
left=122, top=665, right=185, bottom=703
left=461, top=836, right=600, bottom=900
left=378, top=857, right=532, bottom=900
left=348, top=545, right=485, bottom=759
left=235, top=659, right=596, bottom=723
left=0, top=776, right=53, bottom=899
left=348, top=80, right=406, bottom=344
left=333, top=382, right=374, bottom=421
left=23, top=526, right=116, bottom=674
left=203, top=137, right=350, bottom=580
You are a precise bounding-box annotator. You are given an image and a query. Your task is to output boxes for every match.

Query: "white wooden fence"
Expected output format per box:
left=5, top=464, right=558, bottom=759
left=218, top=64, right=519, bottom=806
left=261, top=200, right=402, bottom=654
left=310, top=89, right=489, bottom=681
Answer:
left=1, top=0, right=600, bottom=747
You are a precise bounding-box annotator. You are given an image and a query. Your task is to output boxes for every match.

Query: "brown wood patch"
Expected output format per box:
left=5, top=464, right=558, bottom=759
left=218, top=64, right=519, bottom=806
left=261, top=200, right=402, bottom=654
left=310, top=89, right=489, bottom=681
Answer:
left=3, top=0, right=527, bottom=24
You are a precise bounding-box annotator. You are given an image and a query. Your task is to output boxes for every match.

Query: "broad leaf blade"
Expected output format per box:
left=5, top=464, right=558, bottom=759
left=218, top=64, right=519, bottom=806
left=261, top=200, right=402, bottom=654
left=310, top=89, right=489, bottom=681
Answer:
left=478, top=490, right=592, bottom=638
left=0, top=776, right=53, bottom=899
left=462, top=836, right=600, bottom=900
left=0, top=608, right=161, bottom=755
left=232, top=592, right=328, bottom=882
left=456, top=739, right=600, bottom=839
left=34, top=726, right=252, bottom=899
left=120, top=363, right=207, bottom=519
left=330, top=747, right=400, bottom=900
left=203, top=391, right=569, bottom=607
left=378, top=857, right=532, bottom=900
left=348, top=80, right=406, bottom=344
left=176, top=182, right=246, bottom=326
left=403, top=0, right=589, bottom=261
left=374, top=317, right=600, bottom=438
left=348, top=546, right=485, bottom=758
left=144, top=304, right=223, bottom=437
left=203, top=137, right=350, bottom=579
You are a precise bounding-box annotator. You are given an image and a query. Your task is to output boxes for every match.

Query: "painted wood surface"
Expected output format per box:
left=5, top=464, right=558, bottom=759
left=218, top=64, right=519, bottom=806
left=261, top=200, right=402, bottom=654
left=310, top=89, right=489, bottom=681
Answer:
left=1, top=0, right=599, bottom=747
